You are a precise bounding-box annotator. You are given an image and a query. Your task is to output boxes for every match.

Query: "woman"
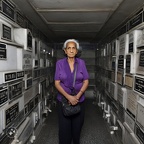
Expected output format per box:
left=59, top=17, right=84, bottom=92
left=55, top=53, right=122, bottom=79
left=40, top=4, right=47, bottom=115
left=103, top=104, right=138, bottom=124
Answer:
left=54, top=39, right=89, bottom=144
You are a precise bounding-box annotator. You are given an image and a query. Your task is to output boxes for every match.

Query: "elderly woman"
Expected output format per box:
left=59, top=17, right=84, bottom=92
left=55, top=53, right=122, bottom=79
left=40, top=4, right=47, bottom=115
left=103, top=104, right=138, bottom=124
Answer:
left=54, top=39, right=89, bottom=144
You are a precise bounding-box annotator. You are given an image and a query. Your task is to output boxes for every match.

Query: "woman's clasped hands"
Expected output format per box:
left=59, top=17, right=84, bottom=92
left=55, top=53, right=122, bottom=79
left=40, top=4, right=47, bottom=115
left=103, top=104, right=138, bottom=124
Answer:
left=68, top=95, right=79, bottom=105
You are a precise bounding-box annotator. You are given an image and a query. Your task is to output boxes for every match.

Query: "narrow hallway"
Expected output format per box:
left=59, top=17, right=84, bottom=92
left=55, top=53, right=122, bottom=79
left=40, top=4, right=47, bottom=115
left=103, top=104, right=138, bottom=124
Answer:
left=34, top=98, right=114, bottom=144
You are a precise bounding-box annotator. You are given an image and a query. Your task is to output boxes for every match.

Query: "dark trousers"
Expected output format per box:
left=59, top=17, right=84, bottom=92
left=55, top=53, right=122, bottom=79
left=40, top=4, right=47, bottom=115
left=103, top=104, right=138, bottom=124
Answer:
left=58, top=101, right=85, bottom=144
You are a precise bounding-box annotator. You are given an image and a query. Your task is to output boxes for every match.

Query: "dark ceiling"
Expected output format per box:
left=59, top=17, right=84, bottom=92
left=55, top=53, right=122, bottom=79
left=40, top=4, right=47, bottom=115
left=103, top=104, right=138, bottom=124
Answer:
left=12, top=0, right=144, bottom=43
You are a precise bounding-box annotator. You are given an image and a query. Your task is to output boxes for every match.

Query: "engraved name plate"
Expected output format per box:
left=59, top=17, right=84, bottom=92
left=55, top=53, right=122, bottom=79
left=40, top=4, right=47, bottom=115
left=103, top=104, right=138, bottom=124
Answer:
left=0, top=43, right=6, bottom=59
left=9, top=82, right=23, bottom=100
left=117, top=72, right=123, bottom=85
left=119, top=36, right=125, bottom=55
left=126, top=55, right=131, bottom=73
left=5, top=103, right=19, bottom=126
left=5, top=72, right=16, bottom=82
left=17, top=71, right=24, bottom=79
left=12, top=109, right=24, bottom=129
left=129, top=43, right=134, bottom=53
left=129, top=11, right=143, bottom=30
left=137, top=50, right=144, bottom=75
left=25, top=78, right=32, bottom=89
left=23, top=52, right=32, bottom=70
left=27, top=32, right=32, bottom=51
left=118, top=55, right=124, bottom=71
left=125, top=74, right=133, bottom=88
left=129, top=32, right=134, bottom=53
left=16, top=11, right=26, bottom=28
left=1, top=0, right=15, bottom=20
left=137, top=101, right=144, bottom=128
left=2, top=24, right=11, bottom=40
left=0, top=88, right=8, bottom=106
left=126, top=90, right=138, bottom=118
left=128, top=30, right=142, bottom=53
left=139, top=51, right=144, bottom=67
left=112, top=57, right=117, bottom=70
left=134, top=76, right=144, bottom=95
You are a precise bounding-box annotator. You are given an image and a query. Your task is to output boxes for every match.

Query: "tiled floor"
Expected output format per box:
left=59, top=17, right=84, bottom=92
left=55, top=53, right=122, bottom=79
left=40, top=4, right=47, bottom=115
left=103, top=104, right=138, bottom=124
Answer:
left=34, top=99, right=114, bottom=144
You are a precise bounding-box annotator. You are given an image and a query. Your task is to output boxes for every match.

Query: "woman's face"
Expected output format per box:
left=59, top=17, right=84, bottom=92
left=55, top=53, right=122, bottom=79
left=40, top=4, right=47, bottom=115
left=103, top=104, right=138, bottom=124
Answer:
left=64, top=42, right=78, bottom=58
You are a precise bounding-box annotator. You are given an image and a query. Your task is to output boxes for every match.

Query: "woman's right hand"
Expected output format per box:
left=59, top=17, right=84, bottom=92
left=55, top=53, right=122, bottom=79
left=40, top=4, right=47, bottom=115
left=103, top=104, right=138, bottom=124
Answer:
left=68, top=95, right=79, bottom=105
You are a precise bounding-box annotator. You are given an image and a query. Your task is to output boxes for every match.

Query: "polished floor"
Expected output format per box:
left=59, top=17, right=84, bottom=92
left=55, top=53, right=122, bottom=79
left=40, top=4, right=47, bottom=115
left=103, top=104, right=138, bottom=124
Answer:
left=34, top=98, right=114, bottom=144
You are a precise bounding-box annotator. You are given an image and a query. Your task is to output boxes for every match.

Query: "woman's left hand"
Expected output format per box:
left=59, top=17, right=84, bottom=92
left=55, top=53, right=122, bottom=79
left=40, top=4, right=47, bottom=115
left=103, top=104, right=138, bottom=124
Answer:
left=69, top=96, right=79, bottom=105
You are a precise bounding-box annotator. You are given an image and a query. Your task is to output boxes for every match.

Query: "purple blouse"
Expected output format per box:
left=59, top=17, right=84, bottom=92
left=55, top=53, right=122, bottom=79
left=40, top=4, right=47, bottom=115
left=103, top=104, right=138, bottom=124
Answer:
left=54, top=57, right=89, bottom=102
